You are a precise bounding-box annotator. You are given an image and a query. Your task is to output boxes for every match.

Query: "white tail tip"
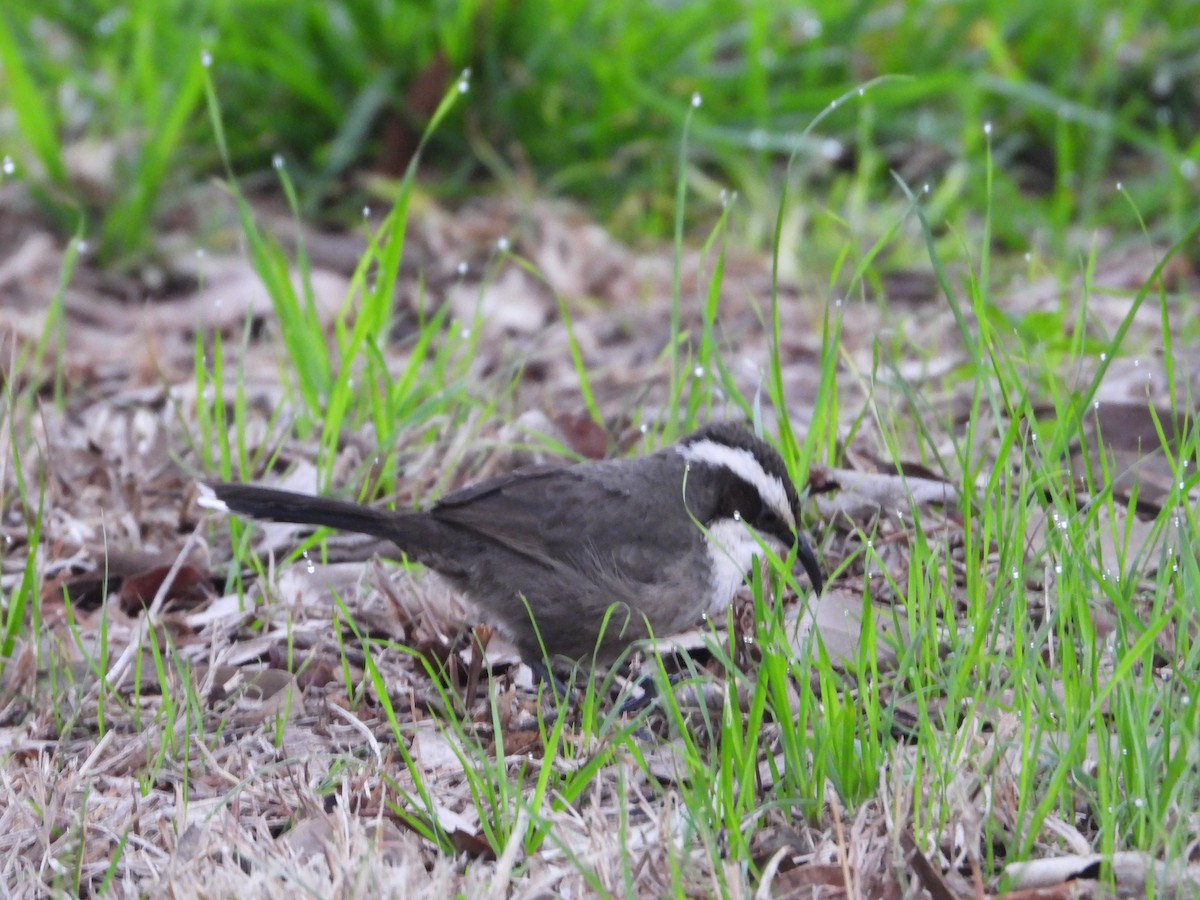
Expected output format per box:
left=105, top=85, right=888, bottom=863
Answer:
left=196, top=483, right=230, bottom=513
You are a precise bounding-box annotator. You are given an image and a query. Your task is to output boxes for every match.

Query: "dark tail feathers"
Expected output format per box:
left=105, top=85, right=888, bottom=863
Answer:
left=206, top=482, right=406, bottom=544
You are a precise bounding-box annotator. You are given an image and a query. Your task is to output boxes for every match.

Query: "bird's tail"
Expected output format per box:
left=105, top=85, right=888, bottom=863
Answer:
left=201, top=482, right=410, bottom=544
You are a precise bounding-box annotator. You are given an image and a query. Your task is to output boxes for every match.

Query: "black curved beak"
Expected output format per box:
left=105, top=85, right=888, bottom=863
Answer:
left=795, top=532, right=824, bottom=595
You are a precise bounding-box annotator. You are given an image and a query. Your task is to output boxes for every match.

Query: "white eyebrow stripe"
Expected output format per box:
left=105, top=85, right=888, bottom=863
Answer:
left=677, top=439, right=796, bottom=530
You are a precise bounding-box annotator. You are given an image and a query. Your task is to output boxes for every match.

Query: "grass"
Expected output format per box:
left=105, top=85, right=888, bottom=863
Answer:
left=145, top=171, right=1200, bottom=887
left=2, top=1, right=1198, bottom=262
left=1, top=0, right=1199, bottom=895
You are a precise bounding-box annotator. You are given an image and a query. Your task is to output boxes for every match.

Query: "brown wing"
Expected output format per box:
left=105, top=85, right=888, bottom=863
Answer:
left=430, top=456, right=703, bottom=583
left=431, top=465, right=578, bottom=567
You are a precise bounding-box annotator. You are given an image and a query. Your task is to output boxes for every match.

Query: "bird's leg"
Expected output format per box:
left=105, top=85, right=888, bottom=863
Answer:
left=618, top=673, right=662, bottom=714
left=527, top=659, right=574, bottom=706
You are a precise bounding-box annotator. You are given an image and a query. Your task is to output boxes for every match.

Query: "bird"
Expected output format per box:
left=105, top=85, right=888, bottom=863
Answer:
left=199, top=422, right=823, bottom=669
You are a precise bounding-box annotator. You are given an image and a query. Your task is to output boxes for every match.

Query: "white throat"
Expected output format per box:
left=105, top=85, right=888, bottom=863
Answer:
left=701, top=519, right=786, bottom=616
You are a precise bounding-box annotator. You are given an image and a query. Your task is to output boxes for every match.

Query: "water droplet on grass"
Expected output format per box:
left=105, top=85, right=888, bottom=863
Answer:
left=95, top=12, right=120, bottom=35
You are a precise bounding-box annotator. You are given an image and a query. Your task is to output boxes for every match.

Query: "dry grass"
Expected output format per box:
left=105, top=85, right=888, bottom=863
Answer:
left=2, top=179, right=1199, bottom=897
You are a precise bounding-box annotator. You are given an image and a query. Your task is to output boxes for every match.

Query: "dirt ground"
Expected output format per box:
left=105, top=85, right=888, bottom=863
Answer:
left=1, top=178, right=1197, bottom=896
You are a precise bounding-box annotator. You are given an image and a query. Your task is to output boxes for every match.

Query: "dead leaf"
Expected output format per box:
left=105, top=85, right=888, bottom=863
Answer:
left=812, top=468, right=959, bottom=521
left=787, top=589, right=905, bottom=672
left=119, top=563, right=213, bottom=614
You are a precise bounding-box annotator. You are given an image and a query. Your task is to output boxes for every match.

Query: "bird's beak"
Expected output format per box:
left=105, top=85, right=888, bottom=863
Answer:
left=795, top=532, right=824, bottom=595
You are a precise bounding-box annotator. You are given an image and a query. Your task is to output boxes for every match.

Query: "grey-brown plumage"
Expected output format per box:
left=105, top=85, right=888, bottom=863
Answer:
left=204, top=423, right=823, bottom=664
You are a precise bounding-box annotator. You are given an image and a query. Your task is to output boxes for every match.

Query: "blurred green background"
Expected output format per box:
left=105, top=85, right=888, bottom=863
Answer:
left=2, top=0, right=1197, bottom=264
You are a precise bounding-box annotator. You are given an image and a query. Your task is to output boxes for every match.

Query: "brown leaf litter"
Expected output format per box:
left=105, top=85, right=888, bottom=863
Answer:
left=2, top=181, right=1199, bottom=896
